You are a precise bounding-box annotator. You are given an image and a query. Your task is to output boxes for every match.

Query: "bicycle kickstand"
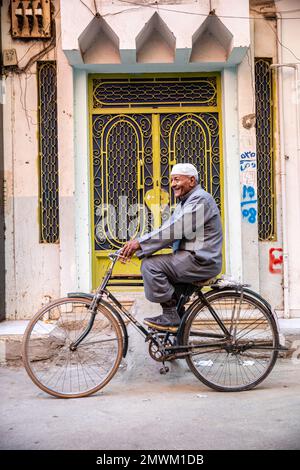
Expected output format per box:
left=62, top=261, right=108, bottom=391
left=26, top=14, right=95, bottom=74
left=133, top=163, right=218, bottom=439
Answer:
left=159, top=362, right=170, bottom=375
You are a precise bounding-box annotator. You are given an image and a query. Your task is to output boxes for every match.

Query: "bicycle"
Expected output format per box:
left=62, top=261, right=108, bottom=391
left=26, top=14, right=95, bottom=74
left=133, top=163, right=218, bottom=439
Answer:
left=22, top=249, right=286, bottom=398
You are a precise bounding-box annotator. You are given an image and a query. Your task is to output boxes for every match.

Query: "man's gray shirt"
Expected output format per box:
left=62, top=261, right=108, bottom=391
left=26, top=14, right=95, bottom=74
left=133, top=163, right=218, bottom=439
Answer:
left=136, top=185, right=223, bottom=272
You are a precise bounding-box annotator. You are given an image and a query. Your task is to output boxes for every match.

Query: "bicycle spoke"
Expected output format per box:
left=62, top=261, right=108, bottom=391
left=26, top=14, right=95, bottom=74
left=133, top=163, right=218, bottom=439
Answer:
left=23, top=298, right=123, bottom=398
left=184, top=291, right=278, bottom=391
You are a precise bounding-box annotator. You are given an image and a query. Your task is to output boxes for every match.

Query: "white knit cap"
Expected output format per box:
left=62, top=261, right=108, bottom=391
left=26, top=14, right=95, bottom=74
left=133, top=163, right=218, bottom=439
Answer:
left=170, top=163, right=198, bottom=179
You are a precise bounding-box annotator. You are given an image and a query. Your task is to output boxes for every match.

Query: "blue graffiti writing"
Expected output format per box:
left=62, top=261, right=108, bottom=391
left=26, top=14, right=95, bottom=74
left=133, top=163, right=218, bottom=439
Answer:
left=240, top=151, right=256, bottom=171
left=242, top=185, right=255, bottom=199
left=240, top=161, right=256, bottom=171
left=240, top=151, right=256, bottom=159
left=241, top=185, right=257, bottom=223
left=241, top=200, right=257, bottom=207
left=242, top=207, right=257, bottom=224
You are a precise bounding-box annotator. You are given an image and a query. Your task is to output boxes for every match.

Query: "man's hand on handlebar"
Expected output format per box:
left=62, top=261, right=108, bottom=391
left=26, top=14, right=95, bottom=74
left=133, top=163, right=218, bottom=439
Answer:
left=120, top=240, right=141, bottom=263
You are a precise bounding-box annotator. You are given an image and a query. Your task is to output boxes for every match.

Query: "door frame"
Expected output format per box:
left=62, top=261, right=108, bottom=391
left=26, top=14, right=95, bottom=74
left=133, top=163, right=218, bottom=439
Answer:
left=88, top=72, right=225, bottom=289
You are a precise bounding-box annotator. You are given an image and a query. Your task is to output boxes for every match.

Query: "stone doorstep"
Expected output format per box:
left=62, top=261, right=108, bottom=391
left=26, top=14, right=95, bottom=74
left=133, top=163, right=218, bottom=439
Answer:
left=0, top=298, right=135, bottom=364
left=0, top=309, right=299, bottom=364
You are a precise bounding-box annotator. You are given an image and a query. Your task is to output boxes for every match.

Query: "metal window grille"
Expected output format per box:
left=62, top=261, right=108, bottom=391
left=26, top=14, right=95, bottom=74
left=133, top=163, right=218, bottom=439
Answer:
left=92, top=76, right=218, bottom=108
left=255, top=58, right=276, bottom=241
left=38, top=61, right=59, bottom=243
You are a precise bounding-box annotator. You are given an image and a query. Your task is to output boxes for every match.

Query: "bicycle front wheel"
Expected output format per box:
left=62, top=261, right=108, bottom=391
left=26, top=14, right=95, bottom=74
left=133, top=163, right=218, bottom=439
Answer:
left=183, top=290, right=279, bottom=392
left=22, top=297, right=123, bottom=398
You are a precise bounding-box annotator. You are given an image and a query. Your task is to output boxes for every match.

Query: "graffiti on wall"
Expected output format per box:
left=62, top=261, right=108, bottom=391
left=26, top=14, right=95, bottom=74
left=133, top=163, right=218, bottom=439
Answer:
left=240, top=151, right=256, bottom=174
left=269, top=248, right=283, bottom=274
left=240, top=151, right=257, bottom=224
left=241, top=185, right=257, bottom=223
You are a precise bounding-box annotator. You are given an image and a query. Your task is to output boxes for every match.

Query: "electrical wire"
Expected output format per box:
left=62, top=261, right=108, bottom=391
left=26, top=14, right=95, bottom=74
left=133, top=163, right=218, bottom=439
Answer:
left=246, top=47, right=255, bottom=116
left=9, top=1, right=300, bottom=75
left=16, top=40, right=38, bottom=65
left=116, top=0, right=300, bottom=20
left=79, top=0, right=300, bottom=20
left=93, top=0, right=98, bottom=15
left=16, top=22, right=56, bottom=74
left=265, top=19, right=300, bottom=62
left=79, top=0, right=95, bottom=16
left=80, top=0, right=142, bottom=17
left=77, top=1, right=300, bottom=66
left=13, top=7, right=61, bottom=73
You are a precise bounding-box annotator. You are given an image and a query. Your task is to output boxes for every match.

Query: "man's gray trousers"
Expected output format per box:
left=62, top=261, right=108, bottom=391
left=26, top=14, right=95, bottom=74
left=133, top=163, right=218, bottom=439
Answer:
left=141, top=250, right=219, bottom=303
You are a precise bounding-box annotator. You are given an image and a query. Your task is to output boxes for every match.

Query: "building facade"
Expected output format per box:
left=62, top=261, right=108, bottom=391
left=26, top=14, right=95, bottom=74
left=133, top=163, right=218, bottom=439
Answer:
left=1, top=0, right=300, bottom=319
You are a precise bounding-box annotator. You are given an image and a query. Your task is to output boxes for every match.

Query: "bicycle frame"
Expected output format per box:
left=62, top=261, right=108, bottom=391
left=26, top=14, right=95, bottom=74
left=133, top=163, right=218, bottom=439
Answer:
left=24, top=244, right=291, bottom=398
left=70, top=250, right=232, bottom=356
left=71, top=248, right=288, bottom=362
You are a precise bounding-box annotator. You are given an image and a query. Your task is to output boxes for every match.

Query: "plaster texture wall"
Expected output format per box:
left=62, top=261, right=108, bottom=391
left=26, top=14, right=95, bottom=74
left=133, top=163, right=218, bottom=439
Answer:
left=2, top=0, right=300, bottom=319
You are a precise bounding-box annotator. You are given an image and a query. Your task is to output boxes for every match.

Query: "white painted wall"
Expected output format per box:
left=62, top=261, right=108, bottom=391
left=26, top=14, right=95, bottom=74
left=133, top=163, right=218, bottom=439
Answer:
left=277, top=0, right=300, bottom=317
left=3, top=0, right=300, bottom=318
left=2, top=1, right=61, bottom=318
left=60, top=0, right=250, bottom=70
left=221, top=68, right=243, bottom=282
left=252, top=8, right=283, bottom=314
left=56, top=10, right=77, bottom=298
left=74, top=70, right=91, bottom=293
left=237, top=53, right=260, bottom=291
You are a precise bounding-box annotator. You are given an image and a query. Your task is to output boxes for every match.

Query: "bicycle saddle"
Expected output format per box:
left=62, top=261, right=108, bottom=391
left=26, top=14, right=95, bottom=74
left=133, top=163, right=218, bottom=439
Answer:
left=174, top=277, right=217, bottom=295
left=192, top=277, right=217, bottom=287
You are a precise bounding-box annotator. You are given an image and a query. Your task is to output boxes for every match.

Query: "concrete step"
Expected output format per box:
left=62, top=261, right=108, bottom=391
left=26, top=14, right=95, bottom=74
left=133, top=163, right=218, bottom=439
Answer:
left=0, top=296, right=299, bottom=365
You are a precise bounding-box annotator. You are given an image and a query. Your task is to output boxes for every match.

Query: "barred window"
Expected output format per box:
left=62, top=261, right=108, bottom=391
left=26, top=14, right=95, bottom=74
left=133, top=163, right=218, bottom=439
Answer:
left=255, top=58, right=276, bottom=241
left=37, top=61, right=59, bottom=243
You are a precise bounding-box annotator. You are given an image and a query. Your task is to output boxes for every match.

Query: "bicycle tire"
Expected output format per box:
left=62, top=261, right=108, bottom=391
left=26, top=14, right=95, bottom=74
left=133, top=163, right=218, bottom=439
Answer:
left=183, top=290, right=279, bottom=392
left=22, top=297, right=123, bottom=398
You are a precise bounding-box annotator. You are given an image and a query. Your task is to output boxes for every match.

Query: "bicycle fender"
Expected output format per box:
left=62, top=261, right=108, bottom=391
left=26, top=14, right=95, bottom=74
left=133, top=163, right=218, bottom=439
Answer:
left=242, top=288, right=280, bottom=334
left=68, top=292, right=94, bottom=300
left=208, top=287, right=274, bottom=318
left=205, top=287, right=281, bottom=342
left=242, top=288, right=272, bottom=311
left=209, top=287, right=272, bottom=313
left=67, top=292, right=129, bottom=358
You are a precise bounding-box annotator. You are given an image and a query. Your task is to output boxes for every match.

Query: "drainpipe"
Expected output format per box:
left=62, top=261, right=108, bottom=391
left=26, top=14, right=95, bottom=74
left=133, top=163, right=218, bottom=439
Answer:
left=270, top=14, right=300, bottom=319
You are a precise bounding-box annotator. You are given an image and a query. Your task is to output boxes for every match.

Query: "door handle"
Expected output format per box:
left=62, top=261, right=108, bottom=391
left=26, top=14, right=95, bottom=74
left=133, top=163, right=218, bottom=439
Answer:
left=137, top=158, right=143, bottom=189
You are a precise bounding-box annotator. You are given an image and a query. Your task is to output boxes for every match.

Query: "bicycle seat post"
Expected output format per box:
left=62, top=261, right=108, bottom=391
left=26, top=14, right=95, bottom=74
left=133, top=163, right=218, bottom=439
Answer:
left=175, top=283, right=196, bottom=317
left=176, top=294, right=187, bottom=316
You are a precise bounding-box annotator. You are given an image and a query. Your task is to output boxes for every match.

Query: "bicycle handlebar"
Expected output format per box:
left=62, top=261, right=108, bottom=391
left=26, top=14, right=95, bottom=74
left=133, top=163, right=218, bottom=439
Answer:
left=108, top=248, right=123, bottom=261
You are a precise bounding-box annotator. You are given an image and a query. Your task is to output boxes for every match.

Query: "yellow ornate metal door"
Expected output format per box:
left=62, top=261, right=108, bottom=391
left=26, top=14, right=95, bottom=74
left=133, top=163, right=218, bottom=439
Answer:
left=160, top=112, right=221, bottom=209
left=91, top=112, right=154, bottom=284
left=89, top=74, right=223, bottom=288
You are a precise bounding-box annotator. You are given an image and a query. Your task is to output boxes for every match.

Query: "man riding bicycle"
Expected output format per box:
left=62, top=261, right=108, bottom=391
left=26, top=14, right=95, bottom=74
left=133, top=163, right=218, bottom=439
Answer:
left=120, top=163, right=223, bottom=329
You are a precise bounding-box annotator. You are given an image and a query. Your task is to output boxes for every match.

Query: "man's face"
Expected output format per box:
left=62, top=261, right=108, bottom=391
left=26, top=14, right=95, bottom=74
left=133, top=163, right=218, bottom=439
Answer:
left=171, top=174, right=196, bottom=199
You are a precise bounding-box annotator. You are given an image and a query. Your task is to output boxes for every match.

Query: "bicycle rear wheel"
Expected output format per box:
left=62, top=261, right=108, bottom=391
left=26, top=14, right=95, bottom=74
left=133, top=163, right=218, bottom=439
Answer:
left=183, top=290, right=279, bottom=392
left=22, top=297, right=123, bottom=398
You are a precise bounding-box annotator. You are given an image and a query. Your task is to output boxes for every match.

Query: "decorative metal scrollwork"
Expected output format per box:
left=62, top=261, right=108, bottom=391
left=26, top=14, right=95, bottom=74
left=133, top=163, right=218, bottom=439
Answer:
left=255, top=58, right=275, bottom=241
left=38, top=61, right=59, bottom=244
left=92, top=114, right=153, bottom=250
left=93, top=76, right=217, bottom=109
left=91, top=75, right=222, bottom=254
left=160, top=112, right=221, bottom=211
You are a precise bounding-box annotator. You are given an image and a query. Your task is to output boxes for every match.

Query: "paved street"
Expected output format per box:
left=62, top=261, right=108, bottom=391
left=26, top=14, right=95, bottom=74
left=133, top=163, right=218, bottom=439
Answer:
left=0, top=356, right=300, bottom=451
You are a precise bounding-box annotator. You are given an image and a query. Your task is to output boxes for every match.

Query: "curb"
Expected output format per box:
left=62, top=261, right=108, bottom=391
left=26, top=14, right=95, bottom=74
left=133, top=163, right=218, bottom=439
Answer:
left=0, top=315, right=300, bottom=366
